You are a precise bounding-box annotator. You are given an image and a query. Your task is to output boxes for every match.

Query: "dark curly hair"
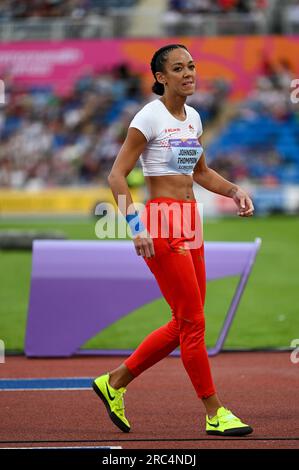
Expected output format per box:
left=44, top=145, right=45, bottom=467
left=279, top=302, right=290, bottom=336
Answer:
left=150, top=44, right=188, bottom=96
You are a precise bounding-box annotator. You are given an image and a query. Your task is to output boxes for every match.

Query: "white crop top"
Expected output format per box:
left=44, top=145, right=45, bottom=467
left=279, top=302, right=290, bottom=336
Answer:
left=129, top=99, right=203, bottom=176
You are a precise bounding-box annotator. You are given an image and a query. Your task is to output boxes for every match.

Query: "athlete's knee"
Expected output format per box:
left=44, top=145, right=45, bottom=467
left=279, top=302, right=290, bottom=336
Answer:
left=178, top=312, right=206, bottom=335
left=163, top=318, right=179, bottom=338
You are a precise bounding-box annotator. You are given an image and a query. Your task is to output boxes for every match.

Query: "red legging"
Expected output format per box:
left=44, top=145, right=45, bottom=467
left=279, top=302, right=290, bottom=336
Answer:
left=124, top=197, right=216, bottom=399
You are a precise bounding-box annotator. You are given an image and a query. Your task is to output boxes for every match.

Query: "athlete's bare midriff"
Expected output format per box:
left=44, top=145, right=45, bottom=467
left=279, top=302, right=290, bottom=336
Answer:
left=145, top=174, right=196, bottom=201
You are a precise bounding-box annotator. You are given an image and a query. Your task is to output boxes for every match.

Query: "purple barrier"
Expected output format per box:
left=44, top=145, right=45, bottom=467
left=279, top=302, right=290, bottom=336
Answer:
left=25, top=239, right=261, bottom=357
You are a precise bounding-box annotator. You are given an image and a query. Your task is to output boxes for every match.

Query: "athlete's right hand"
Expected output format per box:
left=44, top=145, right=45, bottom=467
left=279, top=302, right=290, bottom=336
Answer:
left=133, top=230, right=155, bottom=258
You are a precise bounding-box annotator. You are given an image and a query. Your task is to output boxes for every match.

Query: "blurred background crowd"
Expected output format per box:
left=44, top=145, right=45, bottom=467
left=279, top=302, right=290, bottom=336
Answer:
left=0, top=55, right=298, bottom=190
left=0, top=1, right=299, bottom=38
left=0, top=0, right=271, bottom=18
left=0, top=64, right=144, bottom=188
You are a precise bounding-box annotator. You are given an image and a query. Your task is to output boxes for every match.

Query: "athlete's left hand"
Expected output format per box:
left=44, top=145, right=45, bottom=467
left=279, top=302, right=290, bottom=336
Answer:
left=231, top=187, right=254, bottom=217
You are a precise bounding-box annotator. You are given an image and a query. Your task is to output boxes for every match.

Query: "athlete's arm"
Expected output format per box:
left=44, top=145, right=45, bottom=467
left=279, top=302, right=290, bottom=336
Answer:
left=193, top=138, right=254, bottom=217
left=108, top=127, right=155, bottom=257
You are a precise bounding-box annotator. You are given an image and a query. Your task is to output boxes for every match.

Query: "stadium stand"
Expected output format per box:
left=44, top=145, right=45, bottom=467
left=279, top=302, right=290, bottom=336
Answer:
left=0, top=0, right=140, bottom=40
left=282, top=0, right=299, bottom=34
left=162, top=0, right=271, bottom=35
left=0, top=0, right=138, bottom=18
left=207, top=59, right=299, bottom=185
left=1, top=57, right=298, bottom=190
left=0, top=63, right=144, bottom=188
left=0, top=0, right=296, bottom=39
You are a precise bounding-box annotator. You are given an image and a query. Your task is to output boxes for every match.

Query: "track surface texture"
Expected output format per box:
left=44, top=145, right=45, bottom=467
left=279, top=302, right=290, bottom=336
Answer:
left=0, top=352, right=298, bottom=449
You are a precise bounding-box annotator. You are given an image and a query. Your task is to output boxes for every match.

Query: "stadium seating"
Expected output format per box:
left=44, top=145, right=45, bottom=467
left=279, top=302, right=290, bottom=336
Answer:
left=207, top=115, right=299, bottom=183
left=1, top=64, right=299, bottom=188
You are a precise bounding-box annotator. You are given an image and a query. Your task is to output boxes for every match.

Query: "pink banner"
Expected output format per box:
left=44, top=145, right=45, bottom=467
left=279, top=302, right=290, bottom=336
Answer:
left=1, top=36, right=299, bottom=98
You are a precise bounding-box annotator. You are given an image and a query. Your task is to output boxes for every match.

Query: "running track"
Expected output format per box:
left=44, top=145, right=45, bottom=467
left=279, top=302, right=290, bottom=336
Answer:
left=0, top=352, right=298, bottom=449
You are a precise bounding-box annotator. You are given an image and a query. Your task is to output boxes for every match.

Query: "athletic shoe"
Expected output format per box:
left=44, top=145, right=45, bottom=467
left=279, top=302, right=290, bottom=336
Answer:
left=206, top=407, right=253, bottom=436
left=92, top=373, right=130, bottom=433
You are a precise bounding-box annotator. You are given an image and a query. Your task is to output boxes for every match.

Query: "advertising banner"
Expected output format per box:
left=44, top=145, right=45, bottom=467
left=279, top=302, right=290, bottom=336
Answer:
left=0, top=36, right=298, bottom=97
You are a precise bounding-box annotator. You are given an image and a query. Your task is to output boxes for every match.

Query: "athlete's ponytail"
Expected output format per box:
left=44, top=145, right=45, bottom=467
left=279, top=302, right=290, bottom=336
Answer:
left=152, top=81, right=165, bottom=96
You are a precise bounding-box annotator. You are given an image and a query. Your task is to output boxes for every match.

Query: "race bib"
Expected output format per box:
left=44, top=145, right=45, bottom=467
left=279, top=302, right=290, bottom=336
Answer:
left=168, top=138, right=203, bottom=174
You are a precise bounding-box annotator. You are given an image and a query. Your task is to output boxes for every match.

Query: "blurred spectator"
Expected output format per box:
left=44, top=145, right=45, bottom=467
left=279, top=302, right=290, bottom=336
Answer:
left=218, top=0, right=239, bottom=12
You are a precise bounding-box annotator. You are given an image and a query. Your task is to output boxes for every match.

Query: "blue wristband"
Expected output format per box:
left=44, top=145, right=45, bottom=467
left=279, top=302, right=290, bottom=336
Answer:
left=126, top=212, right=146, bottom=236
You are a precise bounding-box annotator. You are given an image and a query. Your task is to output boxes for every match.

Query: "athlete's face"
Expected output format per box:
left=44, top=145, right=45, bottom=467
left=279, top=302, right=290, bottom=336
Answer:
left=156, top=48, right=196, bottom=97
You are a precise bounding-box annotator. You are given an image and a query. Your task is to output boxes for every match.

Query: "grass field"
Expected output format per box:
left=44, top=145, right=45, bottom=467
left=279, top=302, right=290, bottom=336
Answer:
left=0, top=214, right=298, bottom=352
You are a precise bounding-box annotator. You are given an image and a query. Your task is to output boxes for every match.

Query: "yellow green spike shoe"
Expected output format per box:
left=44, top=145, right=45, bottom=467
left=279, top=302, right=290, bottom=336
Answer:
left=93, top=373, right=130, bottom=433
left=206, top=407, right=253, bottom=436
